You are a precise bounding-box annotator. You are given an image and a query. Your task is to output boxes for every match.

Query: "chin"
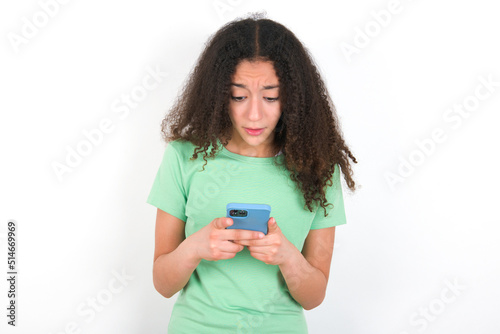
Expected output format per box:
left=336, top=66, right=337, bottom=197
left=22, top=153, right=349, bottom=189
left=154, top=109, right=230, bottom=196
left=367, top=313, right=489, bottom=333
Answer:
left=243, top=133, right=268, bottom=144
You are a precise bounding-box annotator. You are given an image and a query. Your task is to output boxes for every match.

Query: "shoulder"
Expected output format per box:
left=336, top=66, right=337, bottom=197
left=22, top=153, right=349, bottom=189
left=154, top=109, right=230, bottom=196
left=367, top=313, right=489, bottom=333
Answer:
left=167, top=138, right=195, bottom=150
left=165, top=139, right=196, bottom=158
left=165, top=139, right=219, bottom=162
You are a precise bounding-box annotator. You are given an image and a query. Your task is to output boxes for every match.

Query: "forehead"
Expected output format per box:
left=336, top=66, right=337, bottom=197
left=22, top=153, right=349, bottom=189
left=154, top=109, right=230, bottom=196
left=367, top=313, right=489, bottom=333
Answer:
left=231, top=60, right=279, bottom=84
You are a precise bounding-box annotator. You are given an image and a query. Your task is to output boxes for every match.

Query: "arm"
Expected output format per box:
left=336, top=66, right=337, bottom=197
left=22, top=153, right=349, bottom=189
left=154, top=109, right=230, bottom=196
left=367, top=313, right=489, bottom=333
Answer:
left=278, top=226, right=336, bottom=310
left=152, top=210, right=263, bottom=298
left=234, top=219, right=337, bottom=310
left=153, top=208, right=201, bottom=298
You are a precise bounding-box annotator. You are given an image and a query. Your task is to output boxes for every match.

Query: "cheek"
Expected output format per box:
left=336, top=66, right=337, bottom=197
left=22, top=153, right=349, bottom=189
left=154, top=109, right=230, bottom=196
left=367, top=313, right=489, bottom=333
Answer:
left=228, top=105, right=241, bottom=124
left=271, top=104, right=282, bottom=123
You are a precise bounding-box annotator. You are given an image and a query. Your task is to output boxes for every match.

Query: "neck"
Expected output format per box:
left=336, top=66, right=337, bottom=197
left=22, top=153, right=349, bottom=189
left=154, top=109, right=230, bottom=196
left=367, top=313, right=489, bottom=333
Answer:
left=223, top=139, right=280, bottom=158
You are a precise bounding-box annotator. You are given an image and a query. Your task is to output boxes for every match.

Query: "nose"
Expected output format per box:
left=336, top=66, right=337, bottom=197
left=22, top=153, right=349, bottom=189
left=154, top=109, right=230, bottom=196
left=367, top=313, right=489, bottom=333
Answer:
left=247, top=96, right=263, bottom=122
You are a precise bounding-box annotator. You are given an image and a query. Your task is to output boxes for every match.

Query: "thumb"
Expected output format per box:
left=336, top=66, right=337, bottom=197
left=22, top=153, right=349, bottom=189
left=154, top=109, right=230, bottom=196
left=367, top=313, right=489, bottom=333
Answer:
left=214, top=217, right=233, bottom=229
left=268, top=217, right=278, bottom=233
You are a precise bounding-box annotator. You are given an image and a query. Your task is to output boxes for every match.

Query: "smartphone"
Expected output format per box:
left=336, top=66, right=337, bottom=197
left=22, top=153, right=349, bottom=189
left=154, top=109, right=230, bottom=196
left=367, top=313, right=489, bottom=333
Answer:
left=226, top=203, right=271, bottom=235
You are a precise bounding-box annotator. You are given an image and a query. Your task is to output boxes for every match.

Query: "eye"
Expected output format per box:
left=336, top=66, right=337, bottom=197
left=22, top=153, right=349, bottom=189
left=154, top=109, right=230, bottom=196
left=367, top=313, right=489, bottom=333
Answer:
left=231, top=96, right=246, bottom=102
left=265, top=97, right=279, bottom=102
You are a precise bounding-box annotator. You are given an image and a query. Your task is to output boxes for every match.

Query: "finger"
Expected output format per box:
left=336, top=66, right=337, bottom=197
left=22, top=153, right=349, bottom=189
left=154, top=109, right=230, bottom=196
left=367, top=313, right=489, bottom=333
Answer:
left=213, top=217, right=233, bottom=229
left=224, top=229, right=265, bottom=241
left=267, top=217, right=278, bottom=233
left=217, top=251, right=243, bottom=260
left=234, top=239, right=267, bottom=247
left=219, top=241, right=245, bottom=253
left=246, top=246, right=271, bottom=255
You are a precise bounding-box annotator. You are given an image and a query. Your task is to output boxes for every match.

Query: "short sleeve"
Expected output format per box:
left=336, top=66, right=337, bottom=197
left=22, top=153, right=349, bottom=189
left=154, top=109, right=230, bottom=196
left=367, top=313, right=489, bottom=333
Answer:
left=310, top=164, right=347, bottom=229
left=146, top=142, right=187, bottom=222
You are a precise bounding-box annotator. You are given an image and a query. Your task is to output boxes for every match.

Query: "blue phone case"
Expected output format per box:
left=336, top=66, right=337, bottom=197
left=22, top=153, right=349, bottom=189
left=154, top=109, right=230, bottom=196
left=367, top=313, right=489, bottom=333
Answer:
left=226, top=203, right=271, bottom=235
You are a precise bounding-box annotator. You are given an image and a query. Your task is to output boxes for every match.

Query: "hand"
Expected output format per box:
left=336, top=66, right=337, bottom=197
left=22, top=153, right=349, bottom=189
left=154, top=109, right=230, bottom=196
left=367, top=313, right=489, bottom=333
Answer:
left=188, top=217, right=265, bottom=262
left=233, top=217, right=294, bottom=265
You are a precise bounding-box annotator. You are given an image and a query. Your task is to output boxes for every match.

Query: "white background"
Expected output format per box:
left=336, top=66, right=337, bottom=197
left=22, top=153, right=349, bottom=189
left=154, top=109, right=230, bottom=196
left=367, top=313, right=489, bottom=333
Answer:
left=1, top=0, right=499, bottom=333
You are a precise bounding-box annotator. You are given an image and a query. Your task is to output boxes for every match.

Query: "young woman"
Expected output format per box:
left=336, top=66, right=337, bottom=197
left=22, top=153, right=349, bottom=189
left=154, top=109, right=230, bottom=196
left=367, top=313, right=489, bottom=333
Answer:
left=147, top=14, right=357, bottom=333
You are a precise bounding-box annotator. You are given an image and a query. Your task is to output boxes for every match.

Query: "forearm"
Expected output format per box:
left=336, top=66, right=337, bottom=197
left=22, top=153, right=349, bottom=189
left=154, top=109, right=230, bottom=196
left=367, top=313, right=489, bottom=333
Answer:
left=278, top=246, right=327, bottom=310
left=153, top=236, right=201, bottom=298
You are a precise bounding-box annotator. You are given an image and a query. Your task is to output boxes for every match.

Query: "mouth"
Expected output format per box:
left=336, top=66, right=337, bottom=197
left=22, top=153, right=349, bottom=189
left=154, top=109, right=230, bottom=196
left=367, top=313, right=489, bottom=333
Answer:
left=244, top=128, right=265, bottom=136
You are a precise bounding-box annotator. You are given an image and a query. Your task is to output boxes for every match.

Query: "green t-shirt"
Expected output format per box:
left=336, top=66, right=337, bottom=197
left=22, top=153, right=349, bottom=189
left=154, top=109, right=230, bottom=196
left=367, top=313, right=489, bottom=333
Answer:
left=147, top=138, right=347, bottom=333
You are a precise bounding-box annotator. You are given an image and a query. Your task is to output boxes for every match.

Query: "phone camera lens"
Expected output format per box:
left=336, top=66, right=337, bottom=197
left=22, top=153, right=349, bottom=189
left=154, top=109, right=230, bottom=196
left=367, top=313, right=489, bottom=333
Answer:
left=229, top=209, right=248, bottom=217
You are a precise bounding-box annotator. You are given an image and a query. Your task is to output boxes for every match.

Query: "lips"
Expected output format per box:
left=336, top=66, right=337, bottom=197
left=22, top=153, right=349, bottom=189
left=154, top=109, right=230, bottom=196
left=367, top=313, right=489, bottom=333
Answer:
left=244, top=128, right=264, bottom=136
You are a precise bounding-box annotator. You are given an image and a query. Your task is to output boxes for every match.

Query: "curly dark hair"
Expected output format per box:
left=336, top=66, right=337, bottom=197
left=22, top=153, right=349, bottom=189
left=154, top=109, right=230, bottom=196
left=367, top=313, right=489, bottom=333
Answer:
left=161, top=13, right=357, bottom=217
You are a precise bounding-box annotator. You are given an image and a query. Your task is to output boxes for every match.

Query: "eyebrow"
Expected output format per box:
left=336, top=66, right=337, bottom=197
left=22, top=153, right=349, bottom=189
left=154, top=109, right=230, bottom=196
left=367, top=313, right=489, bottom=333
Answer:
left=230, top=83, right=279, bottom=90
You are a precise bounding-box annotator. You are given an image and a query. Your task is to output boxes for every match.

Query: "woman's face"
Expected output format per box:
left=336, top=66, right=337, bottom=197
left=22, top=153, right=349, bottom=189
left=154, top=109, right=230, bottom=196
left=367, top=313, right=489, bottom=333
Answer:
left=227, top=60, right=282, bottom=157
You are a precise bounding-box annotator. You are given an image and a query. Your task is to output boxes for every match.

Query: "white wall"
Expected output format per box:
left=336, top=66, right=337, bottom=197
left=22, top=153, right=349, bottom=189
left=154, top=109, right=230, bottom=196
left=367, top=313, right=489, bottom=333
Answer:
left=1, top=0, right=499, bottom=333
